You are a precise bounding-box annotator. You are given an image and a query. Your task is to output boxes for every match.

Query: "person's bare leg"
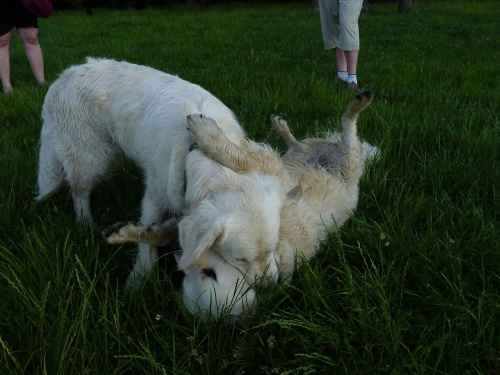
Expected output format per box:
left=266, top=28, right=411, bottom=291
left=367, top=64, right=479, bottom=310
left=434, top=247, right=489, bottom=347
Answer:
left=0, top=32, right=13, bottom=93
left=345, top=50, right=359, bottom=90
left=345, top=50, right=359, bottom=75
left=334, top=47, right=347, bottom=72
left=18, top=27, right=45, bottom=84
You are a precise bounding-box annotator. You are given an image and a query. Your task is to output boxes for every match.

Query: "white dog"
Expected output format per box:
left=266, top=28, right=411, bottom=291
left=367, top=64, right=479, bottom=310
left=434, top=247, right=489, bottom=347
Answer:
left=105, top=91, right=379, bottom=317
left=36, top=58, right=293, bottom=300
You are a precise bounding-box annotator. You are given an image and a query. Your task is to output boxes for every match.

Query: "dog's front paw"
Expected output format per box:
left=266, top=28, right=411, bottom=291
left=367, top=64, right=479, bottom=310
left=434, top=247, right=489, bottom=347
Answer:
left=271, top=114, right=289, bottom=133
left=187, top=114, right=222, bottom=145
left=187, top=113, right=212, bottom=137
left=103, top=221, right=132, bottom=244
left=186, top=113, right=203, bottom=132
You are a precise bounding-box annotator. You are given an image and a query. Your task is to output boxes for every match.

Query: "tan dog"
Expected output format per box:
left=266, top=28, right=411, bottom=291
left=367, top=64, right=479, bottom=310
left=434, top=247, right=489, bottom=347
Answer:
left=184, top=91, right=378, bottom=281
left=105, top=91, right=379, bottom=317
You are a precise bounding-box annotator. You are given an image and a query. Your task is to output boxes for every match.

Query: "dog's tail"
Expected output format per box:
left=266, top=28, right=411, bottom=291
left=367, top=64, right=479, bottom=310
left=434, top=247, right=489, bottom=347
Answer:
left=339, top=91, right=373, bottom=186
left=35, top=130, right=64, bottom=201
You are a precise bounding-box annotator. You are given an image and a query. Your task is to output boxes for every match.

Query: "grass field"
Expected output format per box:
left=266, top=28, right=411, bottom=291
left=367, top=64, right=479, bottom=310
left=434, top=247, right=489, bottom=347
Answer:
left=1, top=1, right=499, bottom=373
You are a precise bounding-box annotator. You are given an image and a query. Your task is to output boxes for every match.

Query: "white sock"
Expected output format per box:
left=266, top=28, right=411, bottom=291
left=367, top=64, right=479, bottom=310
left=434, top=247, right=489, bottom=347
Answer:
left=337, top=71, right=348, bottom=81
left=347, top=74, right=358, bottom=84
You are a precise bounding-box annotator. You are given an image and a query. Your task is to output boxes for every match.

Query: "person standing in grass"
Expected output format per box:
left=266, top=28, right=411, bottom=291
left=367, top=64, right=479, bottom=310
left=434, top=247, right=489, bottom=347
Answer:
left=319, top=0, right=363, bottom=92
left=0, top=0, right=46, bottom=93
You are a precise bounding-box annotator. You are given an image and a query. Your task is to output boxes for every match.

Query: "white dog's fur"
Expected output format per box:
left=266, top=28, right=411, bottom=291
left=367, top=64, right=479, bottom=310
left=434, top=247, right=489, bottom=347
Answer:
left=178, top=249, right=256, bottom=318
left=105, top=91, right=379, bottom=317
left=36, top=58, right=292, bottom=309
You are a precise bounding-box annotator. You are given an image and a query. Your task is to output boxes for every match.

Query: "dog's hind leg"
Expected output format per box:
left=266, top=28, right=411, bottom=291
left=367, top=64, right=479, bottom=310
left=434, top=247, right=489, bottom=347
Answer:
left=337, top=91, right=373, bottom=186
left=343, top=91, right=373, bottom=126
left=47, top=119, right=122, bottom=223
left=65, top=144, right=119, bottom=223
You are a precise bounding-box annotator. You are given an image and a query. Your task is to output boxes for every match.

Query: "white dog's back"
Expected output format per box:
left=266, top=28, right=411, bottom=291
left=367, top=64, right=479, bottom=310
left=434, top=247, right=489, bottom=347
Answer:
left=36, top=57, right=245, bottom=220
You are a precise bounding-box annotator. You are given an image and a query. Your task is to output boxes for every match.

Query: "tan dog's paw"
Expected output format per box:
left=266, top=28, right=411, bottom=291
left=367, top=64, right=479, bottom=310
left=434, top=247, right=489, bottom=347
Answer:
left=271, top=115, right=298, bottom=147
left=187, top=114, right=222, bottom=146
left=349, top=91, right=373, bottom=116
left=355, top=90, right=373, bottom=106
left=103, top=222, right=133, bottom=244
left=270, top=114, right=287, bottom=133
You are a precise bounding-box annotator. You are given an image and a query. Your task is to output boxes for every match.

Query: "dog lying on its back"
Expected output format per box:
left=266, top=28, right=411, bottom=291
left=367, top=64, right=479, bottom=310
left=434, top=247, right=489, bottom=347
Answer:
left=105, top=91, right=379, bottom=316
left=266, top=93, right=379, bottom=279
left=181, top=91, right=379, bottom=281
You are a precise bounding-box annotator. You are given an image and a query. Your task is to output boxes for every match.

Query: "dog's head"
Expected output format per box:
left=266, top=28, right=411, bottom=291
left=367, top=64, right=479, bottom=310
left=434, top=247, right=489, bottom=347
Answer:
left=177, top=172, right=301, bottom=288
left=176, top=250, right=256, bottom=318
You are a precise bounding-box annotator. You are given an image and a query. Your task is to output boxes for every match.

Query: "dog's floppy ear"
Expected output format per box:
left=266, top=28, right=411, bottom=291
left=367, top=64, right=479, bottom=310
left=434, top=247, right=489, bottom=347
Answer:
left=177, top=212, right=226, bottom=270
left=286, top=185, right=302, bottom=203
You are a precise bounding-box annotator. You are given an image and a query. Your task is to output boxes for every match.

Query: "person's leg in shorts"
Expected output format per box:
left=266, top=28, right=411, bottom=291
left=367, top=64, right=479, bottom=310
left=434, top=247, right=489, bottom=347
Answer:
left=0, top=31, right=13, bottom=93
left=338, top=0, right=362, bottom=90
left=319, top=0, right=362, bottom=90
left=0, top=1, right=14, bottom=92
left=319, top=0, right=346, bottom=82
left=0, top=0, right=45, bottom=93
left=18, top=27, right=45, bottom=84
left=15, top=0, right=45, bottom=86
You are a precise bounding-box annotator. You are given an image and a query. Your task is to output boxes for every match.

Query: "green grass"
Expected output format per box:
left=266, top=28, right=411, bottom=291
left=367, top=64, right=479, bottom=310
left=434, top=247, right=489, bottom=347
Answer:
left=1, top=1, right=499, bottom=373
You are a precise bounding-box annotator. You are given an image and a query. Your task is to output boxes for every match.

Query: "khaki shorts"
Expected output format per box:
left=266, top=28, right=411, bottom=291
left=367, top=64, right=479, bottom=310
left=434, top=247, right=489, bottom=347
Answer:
left=319, top=0, right=363, bottom=51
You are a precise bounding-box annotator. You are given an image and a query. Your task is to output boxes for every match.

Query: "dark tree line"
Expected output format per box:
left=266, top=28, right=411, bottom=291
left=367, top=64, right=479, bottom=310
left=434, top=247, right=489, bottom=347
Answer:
left=311, top=0, right=413, bottom=14
left=398, top=0, right=412, bottom=12
left=362, top=0, right=413, bottom=13
left=53, top=0, right=414, bottom=12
